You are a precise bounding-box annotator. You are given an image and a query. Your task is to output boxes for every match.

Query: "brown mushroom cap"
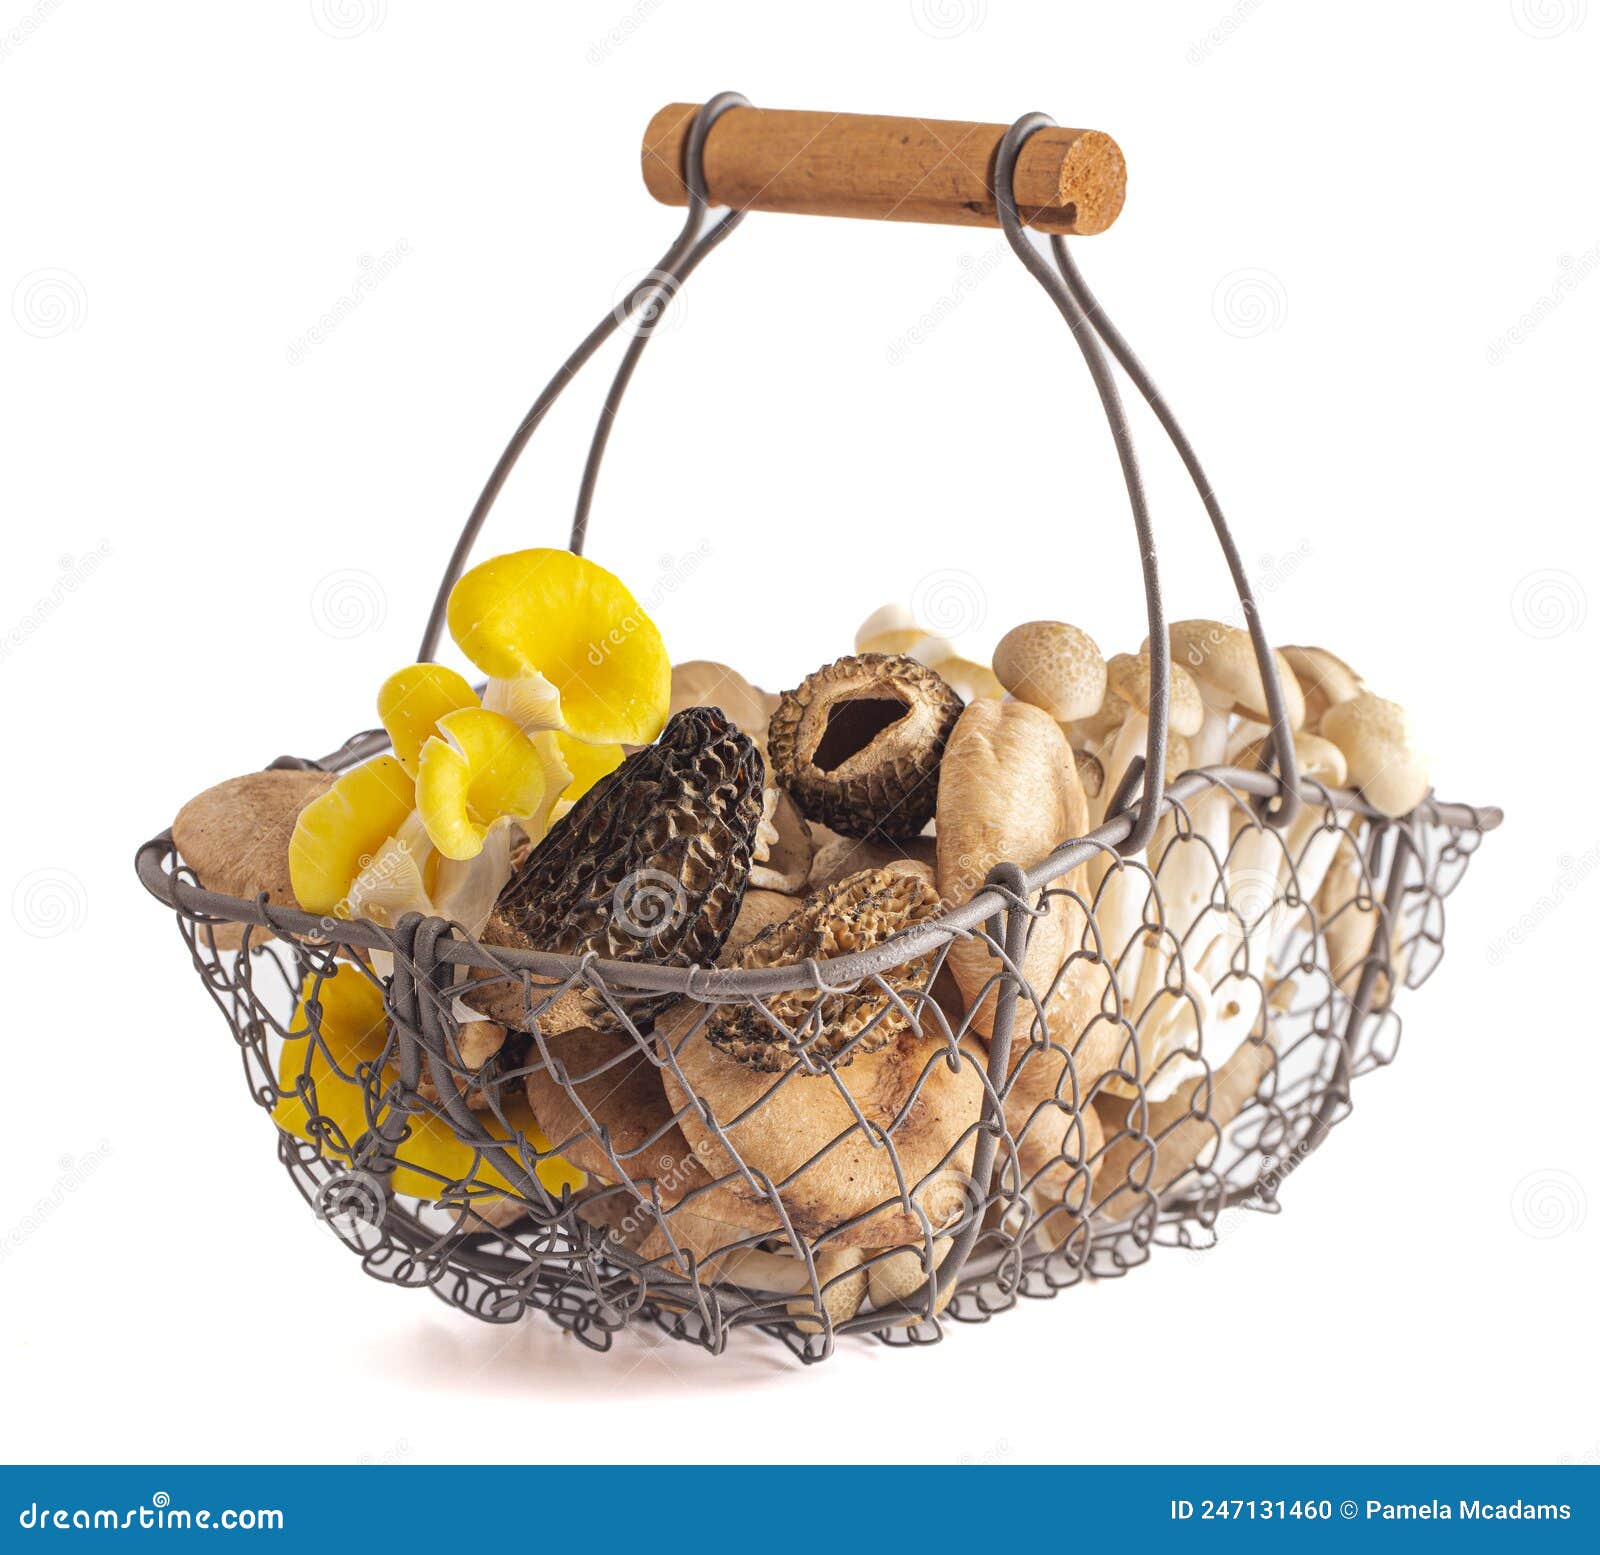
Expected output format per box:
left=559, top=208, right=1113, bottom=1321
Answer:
left=1279, top=644, right=1362, bottom=730
left=1167, top=619, right=1306, bottom=729
left=172, top=768, right=336, bottom=945
left=1234, top=729, right=1349, bottom=789
left=806, top=826, right=938, bottom=892
left=935, top=700, right=1088, bottom=1026
left=767, top=653, right=963, bottom=841
left=1320, top=692, right=1428, bottom=817
left=669, top=660, right=777, bottom=752
left=992, top=621, right=1107, bottom=724
left=1104, top=651, right=1205, bottom=738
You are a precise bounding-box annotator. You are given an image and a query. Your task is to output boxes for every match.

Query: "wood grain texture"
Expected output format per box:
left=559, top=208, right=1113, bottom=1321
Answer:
left=642, top=103, right=1126, bottom=235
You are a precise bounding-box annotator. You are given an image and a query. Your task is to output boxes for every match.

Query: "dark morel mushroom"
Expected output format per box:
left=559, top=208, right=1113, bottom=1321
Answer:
left=474, top=706, right=764, bottom=1033
left=767, top=653, right=962, bottom=841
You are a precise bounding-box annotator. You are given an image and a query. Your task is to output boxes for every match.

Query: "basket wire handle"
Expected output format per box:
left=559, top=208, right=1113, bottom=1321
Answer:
left=415, top=91, right=750, bottom=663
left=1046, top=233, right=1301, bottom=826
left=995, top=115, right=1169, bottom=855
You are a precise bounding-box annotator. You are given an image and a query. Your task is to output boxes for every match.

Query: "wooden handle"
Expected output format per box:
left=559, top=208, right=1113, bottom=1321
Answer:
left=642, top=103, right=1126, bottom=236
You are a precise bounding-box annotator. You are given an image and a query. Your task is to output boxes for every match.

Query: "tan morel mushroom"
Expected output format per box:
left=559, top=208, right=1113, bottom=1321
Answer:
left=701, top=867, right=946, bottom=1070
left=172, top=768, right=337, bottom=949
left=992, top=620, right=1108, bottom=726
left=655, top=866, right=987, bottom=1248
left=768, top=653, right=963, bottom=841
left=1321, top=691, right=1429, bottom=818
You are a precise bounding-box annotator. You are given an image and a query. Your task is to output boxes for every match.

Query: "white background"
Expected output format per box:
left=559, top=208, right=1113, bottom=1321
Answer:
left=2, top=1, right=1596, bottom=1465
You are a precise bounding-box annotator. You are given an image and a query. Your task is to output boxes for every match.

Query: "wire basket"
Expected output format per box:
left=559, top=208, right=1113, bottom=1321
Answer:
left=136, top=97, right=1500, bottom=1362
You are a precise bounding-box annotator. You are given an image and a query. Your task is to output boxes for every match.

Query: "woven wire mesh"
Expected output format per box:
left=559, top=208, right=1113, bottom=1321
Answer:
left=141, top=770, right=1490, bottom=1362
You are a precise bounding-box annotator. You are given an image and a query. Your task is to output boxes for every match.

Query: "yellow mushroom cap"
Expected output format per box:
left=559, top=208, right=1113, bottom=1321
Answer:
left=274, top=967, right=583, bottom=1201
left=288, top=756, right=417, bottom=917
left=416, top=707, right=569, bottom=862
left=377, top=663, right=479, bottom=775
left=446, top=549, right=670, bottom=746
left=555, top=731, right=624, bottom=803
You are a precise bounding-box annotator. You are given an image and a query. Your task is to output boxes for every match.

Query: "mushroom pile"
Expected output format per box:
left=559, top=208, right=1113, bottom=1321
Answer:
left=168, top=552, right=1435, bottom=1331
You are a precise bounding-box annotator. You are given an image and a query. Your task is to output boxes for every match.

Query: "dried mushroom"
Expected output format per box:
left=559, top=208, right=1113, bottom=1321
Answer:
left=472, top=706, right=764, bottom=1033
left=749, top=787, right=814, bottom=894
left=172, top=768, right=335, bottom=946
left=767, top=652, right=962, bottom=841
left=703, top=866, right=945, bottom=1071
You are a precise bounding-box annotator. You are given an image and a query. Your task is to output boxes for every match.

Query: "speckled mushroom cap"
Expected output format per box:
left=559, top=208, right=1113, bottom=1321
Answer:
left=992, top=620, right=1107, bottom=724
left=1321, top=691, right=1429, bottom=817
left=472, top=706, right=764, bottom=1033
left=1167, top=619, right=1306, bottom=728
left=1104, top=650, right=1205, bottom=737
left=767, top=652, right=963, bottom=842
left=702, top=866, right=946, bottom=1070
left=172, top=768, right=336, bottom=944
left=1280, top=644, right=1363, bottom=730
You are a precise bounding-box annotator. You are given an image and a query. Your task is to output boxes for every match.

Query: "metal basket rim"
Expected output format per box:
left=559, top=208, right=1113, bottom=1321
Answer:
left=137, top=740, right=1500, bottom=999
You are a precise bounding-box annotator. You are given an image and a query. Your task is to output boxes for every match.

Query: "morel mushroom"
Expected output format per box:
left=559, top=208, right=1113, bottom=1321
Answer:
left=767, top=652, right=962, bottom=841
left=472, top=706, right=764, bottom=1034
left=701, top=866, right=946, bottom=1071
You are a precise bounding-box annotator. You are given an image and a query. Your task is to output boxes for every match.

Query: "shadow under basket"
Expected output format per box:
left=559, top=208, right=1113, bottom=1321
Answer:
left=135, top=96, right=1501, bottom=1361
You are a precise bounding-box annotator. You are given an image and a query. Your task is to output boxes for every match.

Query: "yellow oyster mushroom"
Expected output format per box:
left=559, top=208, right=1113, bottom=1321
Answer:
left=273, top=967, right=390, bottom=1155
left=377, top=663, right=479, bottom=775
left=415, top=707, right=570, bottom=862
left=446, top=548, right=670, bottom=747
left=274, top=967, right=583, bottom=1202
left=288, top=756, right=417, bottom=917
left=390, top=1099, right=586, bottom=1203
left=555, top=731, right=624, bottom=804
